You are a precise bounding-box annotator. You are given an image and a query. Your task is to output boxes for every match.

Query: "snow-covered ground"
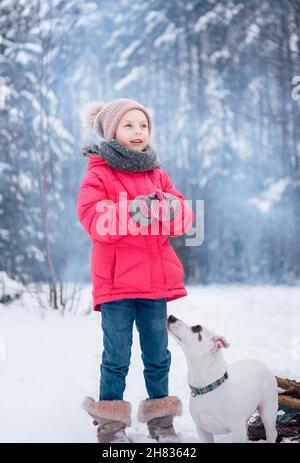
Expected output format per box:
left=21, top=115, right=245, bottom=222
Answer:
left=0, top=283, right=299, bottom=443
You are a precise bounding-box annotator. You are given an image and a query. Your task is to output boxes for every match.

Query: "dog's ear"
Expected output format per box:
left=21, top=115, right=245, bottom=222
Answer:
left=210, top=335, right=230, bottom=353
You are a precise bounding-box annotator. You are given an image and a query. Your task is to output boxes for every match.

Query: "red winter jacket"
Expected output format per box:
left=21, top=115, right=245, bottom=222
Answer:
left=77, top=156, right=194, bottom=311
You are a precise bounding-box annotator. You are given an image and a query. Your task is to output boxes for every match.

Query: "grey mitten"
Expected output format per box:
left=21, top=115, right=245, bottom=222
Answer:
left=129, top=190, right=180, bottom=225
left=129, top=193, right=155, bottom=226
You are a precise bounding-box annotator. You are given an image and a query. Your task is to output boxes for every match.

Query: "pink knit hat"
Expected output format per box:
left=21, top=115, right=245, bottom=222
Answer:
left=81, top=98, right=153, bottom=140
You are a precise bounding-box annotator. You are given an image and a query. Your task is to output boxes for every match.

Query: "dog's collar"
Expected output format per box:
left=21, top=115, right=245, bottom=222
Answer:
left=189, top=371, right=229, bottom=397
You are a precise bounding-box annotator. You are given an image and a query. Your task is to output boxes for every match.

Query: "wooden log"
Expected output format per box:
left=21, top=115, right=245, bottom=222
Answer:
left=278, top=395, right=300, bottom=411
left=248, top=416, right=300, bottom=442
left=276, top=376, right=300, bottom=394
left=248, top=376, right=300, bottom=441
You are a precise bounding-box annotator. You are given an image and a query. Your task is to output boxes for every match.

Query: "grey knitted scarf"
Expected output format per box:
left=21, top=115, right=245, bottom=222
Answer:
left=82, top=138, right=161, bottom=172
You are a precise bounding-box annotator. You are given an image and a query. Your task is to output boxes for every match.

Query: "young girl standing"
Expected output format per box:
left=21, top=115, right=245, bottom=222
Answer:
left=77, top=98, right=194, bottom=443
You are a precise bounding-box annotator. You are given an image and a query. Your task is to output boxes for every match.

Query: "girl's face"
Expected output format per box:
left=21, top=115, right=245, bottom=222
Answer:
left=115, top=109, right=150, bottom=151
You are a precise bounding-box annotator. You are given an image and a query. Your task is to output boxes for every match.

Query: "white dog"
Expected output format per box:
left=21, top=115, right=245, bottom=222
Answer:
left=167, top=315, right=278, bottom=443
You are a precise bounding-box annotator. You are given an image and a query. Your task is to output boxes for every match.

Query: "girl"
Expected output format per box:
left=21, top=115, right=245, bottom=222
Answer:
left=77, top=98, right=194, bottom=443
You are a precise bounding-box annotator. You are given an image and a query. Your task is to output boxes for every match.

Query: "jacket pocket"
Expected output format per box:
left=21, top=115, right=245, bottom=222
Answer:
left=113, top=246, right=152, bottom=291
left=94, top=244, right=116, bottom=284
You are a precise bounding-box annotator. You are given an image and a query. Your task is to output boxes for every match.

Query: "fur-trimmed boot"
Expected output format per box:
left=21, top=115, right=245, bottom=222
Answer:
left=83, top=396, right=132, bottom=443
left=137, top=396, right=183, bottom=443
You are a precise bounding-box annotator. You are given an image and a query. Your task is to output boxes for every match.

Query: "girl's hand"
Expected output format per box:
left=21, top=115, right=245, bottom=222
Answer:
left=154, top=189, right=167, bottom=201
left=129, top=189, right=181, bottom=224
left=145, top=190, right=180, bottom=221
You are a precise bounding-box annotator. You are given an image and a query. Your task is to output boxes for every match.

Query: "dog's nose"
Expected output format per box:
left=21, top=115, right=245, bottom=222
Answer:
left=168, top=315, right=177, bottom=324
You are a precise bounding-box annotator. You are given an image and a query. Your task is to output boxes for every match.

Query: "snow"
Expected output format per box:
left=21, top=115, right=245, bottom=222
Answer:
left=19, top=43, right=42, bottom=54
left=194, top=11, right=217, bottom=33
left=248, top=77, right=263, bottom=104
left=245, top=24, right=260, bottom=45
left=289, top=33, right=299, bottom=53
left=0, top=272, right=24, bottom=301
left=232, top=135, right=252, bottom=159
left=154, top=24, right=184, bottom=47
left=113, top=13, right=123, bottom=25
left=114, top=67, right=144, bottom=91
left=0, top=78, right=11, bottom=107
left=0, top=283, right=299, bottom=443
left=248, top=178, right=290, bottom=213
left=19, top=172, right=32, bottom=192
left=144, top=11, right=166, bottom=34
left=15, top=51, right=35, bottom=65
left=117, top=40, right=142, bottom=68
left=0, top=229, right=9, bottom=241
left=24, top=71, right=38, bottom=84
left=21, top=90, right=41, bottom=111
left=25, top=245, right=45, bottom=262
left=48, top=116, right=74, bottom=144
left=0, top=162, right=11, bottom=175
left=214, top=3, right=244, bottom=23
left=210, top=49, right=231, bottom=64
left=202, top=153, right=216, bottom=168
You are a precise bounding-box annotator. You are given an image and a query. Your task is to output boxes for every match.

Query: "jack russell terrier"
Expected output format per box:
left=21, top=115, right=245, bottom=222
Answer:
left=167, top=315, right=278, bottom=443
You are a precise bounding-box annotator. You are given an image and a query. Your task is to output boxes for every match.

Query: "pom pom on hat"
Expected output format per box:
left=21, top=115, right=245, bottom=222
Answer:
left=80, top=101, right=105, bottom=132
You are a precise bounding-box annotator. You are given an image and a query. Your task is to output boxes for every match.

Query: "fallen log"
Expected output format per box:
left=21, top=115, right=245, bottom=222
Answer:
left=278, top=395, right=300, bottom=411
left=276, top=376, right=300, bottom=394
left=248, top=415, right=300, bottom=442
left=248, top=376, right=300, bottom=442
left=276, top=376, right=300, bottom=411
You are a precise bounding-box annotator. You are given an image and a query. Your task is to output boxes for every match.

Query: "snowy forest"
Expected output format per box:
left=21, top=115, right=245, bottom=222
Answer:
left=1, top=0, right=300, bottom=310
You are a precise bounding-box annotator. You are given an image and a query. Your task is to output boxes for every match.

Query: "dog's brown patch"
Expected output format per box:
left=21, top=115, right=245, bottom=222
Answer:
left=198, top=333, right=202, bottom=341
left=191, top=324, right=202, bottom=333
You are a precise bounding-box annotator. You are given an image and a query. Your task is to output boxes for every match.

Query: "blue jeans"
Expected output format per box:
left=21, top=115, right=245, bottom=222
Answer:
left=99, top=297, right=171, bottom=401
